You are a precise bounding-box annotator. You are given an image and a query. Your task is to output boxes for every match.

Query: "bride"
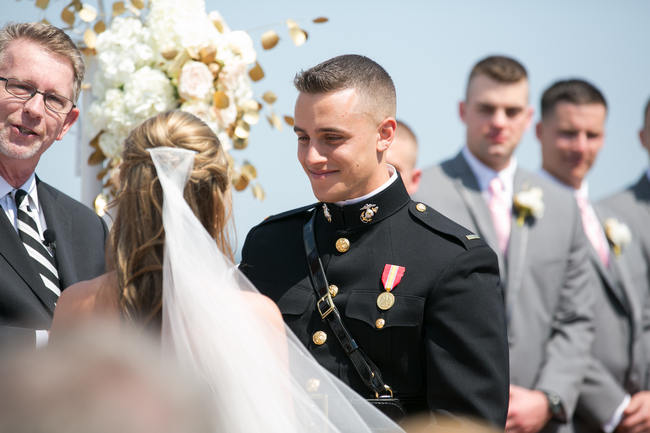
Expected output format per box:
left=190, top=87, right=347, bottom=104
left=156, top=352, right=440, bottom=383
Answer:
left=52, top=111, right=402, bottom=433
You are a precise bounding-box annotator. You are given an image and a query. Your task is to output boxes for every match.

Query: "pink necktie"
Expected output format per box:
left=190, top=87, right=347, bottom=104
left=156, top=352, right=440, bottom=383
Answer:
left=575, top=194, right=610, bottom=267
left=488, top=177, right=511, bottom=254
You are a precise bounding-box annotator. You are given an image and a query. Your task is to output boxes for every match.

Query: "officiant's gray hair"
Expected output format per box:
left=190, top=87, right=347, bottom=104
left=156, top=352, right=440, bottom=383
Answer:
left=294, top=54, right=396, bottom=120
left=0, top=22, right=85, bottom=101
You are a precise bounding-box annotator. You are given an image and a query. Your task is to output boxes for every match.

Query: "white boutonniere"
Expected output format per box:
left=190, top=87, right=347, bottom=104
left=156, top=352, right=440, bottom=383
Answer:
left=513, top=187, right=544, bottom=226
left=604, top=218, right=632, bottom=256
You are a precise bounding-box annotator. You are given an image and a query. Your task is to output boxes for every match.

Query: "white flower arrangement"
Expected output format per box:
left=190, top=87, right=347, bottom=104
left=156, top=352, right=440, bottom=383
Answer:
left=513, top=187, right=544, bottom=226
left=87, top=0, right=262, bottom=202
left=604, top=218, right=632, bottom=256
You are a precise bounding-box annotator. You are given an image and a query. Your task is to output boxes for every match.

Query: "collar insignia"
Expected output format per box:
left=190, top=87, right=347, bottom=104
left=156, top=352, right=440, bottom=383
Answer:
left=360, top=203, right=379, bottom=223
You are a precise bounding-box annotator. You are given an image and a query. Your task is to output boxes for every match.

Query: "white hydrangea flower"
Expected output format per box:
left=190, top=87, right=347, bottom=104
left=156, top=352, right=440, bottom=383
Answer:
left=513, top=186, right=544, bottom=226
left=123, top=66, right=177, bottom=120
left=604, top=218, right=632, bottom=256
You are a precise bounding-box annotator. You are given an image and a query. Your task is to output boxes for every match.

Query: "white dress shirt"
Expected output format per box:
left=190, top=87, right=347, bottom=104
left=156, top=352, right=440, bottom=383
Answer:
left=462, top=146, right=517, bottom=205
left=0, top=173, right=50, bottom=347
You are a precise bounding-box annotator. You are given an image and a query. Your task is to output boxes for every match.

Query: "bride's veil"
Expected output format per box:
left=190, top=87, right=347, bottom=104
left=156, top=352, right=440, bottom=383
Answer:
left=148, top=147, right=403, bottom=433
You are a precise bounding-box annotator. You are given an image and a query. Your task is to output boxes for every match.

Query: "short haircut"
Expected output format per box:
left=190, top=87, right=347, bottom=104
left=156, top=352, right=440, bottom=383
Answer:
left=540, top=78, right=607, bottom=119
left=0, top=22, right=85, bottom=102
left=466, top=55, right=528, bottom=98
left=294, top=54, right=396, bottom=118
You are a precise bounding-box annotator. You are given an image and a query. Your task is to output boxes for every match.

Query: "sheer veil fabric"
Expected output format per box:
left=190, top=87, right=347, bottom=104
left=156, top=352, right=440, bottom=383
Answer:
left=149, top=148, right=403, bottom=433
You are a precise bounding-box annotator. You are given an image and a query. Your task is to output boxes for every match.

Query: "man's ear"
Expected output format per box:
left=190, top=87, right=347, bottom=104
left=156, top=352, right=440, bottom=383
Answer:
left=459, top=101, right=467, bottom=123
left=57, top=107, right=80, bottom=141
left=409, top=168, right=422, bottom=195
left=535, top=121, right=543, bottom=141
left=377, top=117, right=397, bottom=153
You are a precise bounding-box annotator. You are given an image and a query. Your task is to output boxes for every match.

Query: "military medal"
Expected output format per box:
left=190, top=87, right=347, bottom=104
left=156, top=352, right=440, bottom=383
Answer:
left=377, top=264, right=405, bottom=310
left=360, top=203, right=378, bottom=223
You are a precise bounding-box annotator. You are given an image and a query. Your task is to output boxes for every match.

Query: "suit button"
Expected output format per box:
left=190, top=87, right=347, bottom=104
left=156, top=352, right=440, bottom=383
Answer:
left=328, top=284, right=339, bottom=298
left=335, top=238, right=350, bottom=253
left=312, top=331, right=327, bottom=345
left=416, top=203, right=427, bottom=212
left=375, top=318, right=385, bottom=329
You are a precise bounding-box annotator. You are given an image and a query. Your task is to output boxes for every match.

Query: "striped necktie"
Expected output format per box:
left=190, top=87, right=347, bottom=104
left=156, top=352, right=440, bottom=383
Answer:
left=14, top=189, right=60, bottom=306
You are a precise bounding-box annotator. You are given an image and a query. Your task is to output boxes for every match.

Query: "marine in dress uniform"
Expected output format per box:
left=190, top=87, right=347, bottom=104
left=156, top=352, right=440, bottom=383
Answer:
left=240, top=169, right=510, bottom=426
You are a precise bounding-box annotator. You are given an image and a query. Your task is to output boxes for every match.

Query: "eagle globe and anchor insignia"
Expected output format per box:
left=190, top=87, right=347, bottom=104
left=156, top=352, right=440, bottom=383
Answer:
left=360, top=204, right=379, bottom=223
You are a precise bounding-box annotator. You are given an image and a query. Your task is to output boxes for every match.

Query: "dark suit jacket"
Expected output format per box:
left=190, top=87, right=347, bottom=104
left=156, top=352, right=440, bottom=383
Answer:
left=0, top=179, right=107, bottom=347
left=240, top=176, right=509, bottom=427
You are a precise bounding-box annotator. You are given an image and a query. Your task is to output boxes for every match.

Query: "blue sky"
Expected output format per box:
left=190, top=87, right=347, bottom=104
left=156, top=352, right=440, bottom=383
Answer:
left=5, top=0, right=650, bottom=256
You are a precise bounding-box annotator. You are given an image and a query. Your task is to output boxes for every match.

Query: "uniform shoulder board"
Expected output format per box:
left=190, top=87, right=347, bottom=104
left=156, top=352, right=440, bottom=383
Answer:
left=257, top=203, right=316, bottom=227
left=408, top=201, right=484, bottom=250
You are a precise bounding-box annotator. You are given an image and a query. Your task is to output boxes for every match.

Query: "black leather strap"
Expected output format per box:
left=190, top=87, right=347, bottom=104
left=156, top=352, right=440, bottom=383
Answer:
left=302, top=210, right=392, bottom=397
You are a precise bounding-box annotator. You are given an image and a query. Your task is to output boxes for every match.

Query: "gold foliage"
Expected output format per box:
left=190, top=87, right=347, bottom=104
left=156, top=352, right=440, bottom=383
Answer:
left=94, top=20, right=106, bottom=34
left=79, top=4, right=98, bottom=22
left=251, top=183, right=265, bottom=200
left=313, top=17, right=329, bottom=23
left=112, top=1, right=125, bottom=16
left=36, top=0, right=49, bottom=10
left=248, top=62, right=264, bottom=81
left=61, top=7, right=75, bottom=26
left=83, top=28, right=97, bottom=49
left=283, top=115, right=294, bottom=126
left=261, top=30, right=279, bottom=50
left=262, top=91, right=277, bottom=105
left=213, top=91, right=230, bottom=109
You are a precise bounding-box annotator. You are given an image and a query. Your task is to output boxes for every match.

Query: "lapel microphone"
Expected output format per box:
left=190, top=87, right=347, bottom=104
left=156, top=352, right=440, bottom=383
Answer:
left=43, top=229, right=56, bottom=254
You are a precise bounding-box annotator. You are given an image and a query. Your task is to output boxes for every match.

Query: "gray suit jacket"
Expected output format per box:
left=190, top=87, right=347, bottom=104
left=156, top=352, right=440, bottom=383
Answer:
left=415, top=152, right=595, bottom=425
left=0, top=179, right=107, bottom=348
left=571, top=200, right=650, bottom=431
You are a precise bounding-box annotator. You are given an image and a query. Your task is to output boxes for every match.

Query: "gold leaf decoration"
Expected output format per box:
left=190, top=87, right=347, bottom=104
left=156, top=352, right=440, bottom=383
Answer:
left=72, top=0, right=83, bottom=11
left=40, top=18, right=51, bottom=25
left=267, top=113, right=282, bottom=131
left=79, top=4, right=97, bottom=22
left=83, top=29, right=97, bottom=49
left=289, top=27, right=307, bottom=46
left=262, top=91, right=277, bottom=105
left=313, top=17, right=329, bottom=23
left=213, top=91, right=230, bottom=109
left=81, top=82, right=91, bottom=91
left=243, top=110, right=259, bottom=125
left=61, top=7, right=75, bottom=26
left=94, top=20, right=106, bottom=34
left=232, top=172, right=250, bottom=191
left=241, top=162, right=257, bottom=179
left=131, top=0, right=145, bottom=9
left=199, top=46, right=216, bottom=64
left=35, top=0, right=49, bottom=10
left=93, top=193, right=108, bottom=217
left=234, top=122, right=250, bottom=139
left=89, top=132, right=102, bottom=150
left=248, top=62, right=264, bottom=81
left=252, top=183, right=265, bottom=201
left=261, top=30, right=279, bottom=50
left=233, top=137, right=248, bottom=150
left=161, top=48, right=178, bottom=60
left=96, top=166, right=110, bottom=181
left=208, top=62, right=221, bottom=77
left=286, top=18, right=299, bottom=29
left=284, top=115, right=295, bottom=126
left=88, top=148, right=105, bottom=165
left=112, top=1, right=125, bottom=16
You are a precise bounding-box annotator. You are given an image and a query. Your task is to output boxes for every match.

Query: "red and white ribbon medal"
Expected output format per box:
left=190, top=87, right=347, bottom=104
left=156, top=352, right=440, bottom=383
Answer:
left=377, top=264, right=405, bottom=310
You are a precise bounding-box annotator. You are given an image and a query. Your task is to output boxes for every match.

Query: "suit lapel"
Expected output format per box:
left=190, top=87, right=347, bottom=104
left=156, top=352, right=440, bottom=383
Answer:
left=588, top=238, right=631, bottom=316
left=37, top=180, right=75, bottom=289
left=504, top=170, right=530, bottom=313
left=446, top=153, right=505, bottom=273
left=0, top=197, right=55, bottom=314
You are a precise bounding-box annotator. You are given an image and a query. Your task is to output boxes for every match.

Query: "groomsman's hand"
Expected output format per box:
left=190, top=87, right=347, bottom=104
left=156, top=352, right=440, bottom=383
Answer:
left=617, top=392, right=650, bottom=433
left=506, top=385, right=551, bottom=433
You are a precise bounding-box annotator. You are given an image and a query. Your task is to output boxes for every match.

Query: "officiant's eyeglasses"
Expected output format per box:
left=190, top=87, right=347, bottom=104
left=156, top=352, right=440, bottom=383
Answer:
left=0, top=77, right=75, bottom=114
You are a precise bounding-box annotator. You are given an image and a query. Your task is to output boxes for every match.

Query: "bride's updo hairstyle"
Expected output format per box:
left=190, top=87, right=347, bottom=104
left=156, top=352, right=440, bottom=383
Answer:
left=110, top=110, right=233, bottom=330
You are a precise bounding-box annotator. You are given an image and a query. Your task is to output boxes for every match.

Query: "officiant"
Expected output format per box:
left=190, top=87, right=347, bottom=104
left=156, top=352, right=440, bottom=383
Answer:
left=240, top=54, right=509, bottom=426
left=0, top=22, right=106, bottom=348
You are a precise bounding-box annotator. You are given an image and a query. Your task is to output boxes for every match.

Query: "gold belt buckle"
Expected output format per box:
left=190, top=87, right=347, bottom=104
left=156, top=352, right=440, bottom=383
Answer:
left=317, top=293, right=335, bottom=319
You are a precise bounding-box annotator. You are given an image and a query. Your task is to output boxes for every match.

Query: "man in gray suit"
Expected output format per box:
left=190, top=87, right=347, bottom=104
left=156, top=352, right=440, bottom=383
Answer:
left=540, top=84, right=650, bottom=433
left=415, top=56, right=594, bottom=433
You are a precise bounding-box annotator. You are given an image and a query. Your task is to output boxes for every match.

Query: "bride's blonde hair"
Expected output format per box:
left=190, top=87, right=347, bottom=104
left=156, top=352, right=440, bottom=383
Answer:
left=110, top=110, right=233, bottom=330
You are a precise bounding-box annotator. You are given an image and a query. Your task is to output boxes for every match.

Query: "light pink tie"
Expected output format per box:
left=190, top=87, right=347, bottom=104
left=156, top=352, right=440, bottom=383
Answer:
left=575, top=194, right=610, bottom=267
left=488, top=177, right=511, bottom=254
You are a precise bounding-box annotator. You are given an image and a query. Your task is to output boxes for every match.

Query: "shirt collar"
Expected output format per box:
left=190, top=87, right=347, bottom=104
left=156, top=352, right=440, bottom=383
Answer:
left=462, top=146, right=517, bottom=192
left=0, top=173, right=39, bottom=210
left=335, top=164, right=398, bottom=206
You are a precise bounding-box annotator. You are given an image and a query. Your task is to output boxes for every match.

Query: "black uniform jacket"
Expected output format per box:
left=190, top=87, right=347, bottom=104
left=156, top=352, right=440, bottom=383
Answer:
left=240, top=176, right=509, bottom=427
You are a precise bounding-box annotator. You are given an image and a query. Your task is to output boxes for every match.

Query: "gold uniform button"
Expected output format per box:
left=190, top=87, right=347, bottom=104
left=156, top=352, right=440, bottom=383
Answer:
left=375, top=318, right=385, bottom=329
left=335, top=238, right=350, bottom=253
left=312, top=331, right=327, bottom=345
left=416, top=203, right=427, bottom=212
left=328, top=284, right=339, bottom=298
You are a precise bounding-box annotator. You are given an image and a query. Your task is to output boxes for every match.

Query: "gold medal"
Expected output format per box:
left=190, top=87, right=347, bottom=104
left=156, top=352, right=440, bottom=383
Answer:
left=376, top=291, right=395, bottom=310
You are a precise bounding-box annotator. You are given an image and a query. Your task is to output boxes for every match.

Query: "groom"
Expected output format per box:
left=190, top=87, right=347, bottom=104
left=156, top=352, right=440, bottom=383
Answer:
left=240, top=54, right=509, bottom=426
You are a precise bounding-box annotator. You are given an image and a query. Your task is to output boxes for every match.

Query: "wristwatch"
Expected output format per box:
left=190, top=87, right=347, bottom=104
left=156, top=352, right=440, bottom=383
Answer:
left=542, top=390, right=566, bottom=422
